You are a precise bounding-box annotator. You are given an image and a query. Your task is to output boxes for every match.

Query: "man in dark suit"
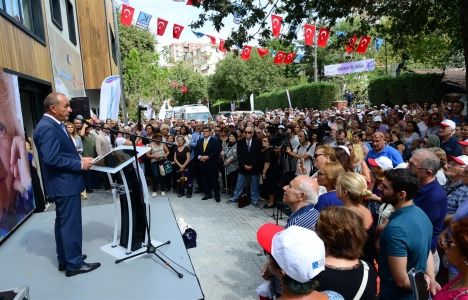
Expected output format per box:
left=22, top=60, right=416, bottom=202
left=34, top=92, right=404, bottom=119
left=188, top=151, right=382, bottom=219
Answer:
left=227, top=126, right=262, bottom=206
left=195, top=126, right=222, bottom=202
left=33, top=92, right=101, bottom=277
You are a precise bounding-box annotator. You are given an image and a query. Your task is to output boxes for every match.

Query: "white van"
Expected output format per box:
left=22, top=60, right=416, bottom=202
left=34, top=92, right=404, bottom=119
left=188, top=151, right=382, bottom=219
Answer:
left=179, top=104, right=212, bottom=122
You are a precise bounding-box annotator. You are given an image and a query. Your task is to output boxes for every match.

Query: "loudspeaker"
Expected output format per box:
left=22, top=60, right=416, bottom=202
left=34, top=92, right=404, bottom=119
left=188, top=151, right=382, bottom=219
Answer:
left=70, top=97, right=90, bottom=119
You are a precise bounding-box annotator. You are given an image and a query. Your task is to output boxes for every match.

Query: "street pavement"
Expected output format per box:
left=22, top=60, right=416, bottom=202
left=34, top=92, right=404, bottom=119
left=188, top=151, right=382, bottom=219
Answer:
left=76, top=188, right=287, bottom=299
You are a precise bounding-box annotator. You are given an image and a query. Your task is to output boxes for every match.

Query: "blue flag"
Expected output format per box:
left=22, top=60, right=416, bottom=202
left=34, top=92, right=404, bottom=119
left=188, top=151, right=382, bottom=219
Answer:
left=374, top=38, right=384, bottom=51
left=192, top=31, right=205, bottom=38
left=136, top=12, right=152, bottom=30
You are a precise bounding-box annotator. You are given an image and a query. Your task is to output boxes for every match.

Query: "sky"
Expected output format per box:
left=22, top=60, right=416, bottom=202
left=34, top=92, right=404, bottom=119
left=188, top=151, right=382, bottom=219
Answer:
left=121, top=0, right=244, bottom=47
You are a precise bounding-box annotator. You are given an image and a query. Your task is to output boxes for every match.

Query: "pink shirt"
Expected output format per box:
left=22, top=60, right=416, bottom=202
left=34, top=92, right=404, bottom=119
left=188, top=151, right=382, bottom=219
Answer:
left=433, top=276, right=468, bottom=300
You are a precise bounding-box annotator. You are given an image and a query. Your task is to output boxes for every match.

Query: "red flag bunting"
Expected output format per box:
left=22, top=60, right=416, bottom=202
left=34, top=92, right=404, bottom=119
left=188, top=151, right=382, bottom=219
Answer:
left=207, top=35, right=216, bottom=45
left=120, top=4, right=135, bottom=27
left=273, top=51, right=285, bottom=64
left=156, top=18, right=168, bottom=36
left=271, top=15, right=282, bottom=37
left=186, top=0, right=202, bottom=5
left=356, top=36, right=372, bottom=54
left=257, top=48, right=269, bottom=58
left=240, top=46, right=252, bottom=60
left=345, top=35, right=357, bottom=54
left=173, top=24, right=185, bottom=39
left=283, top=52, right=296, bottom=64
left=317, top=28, right=330, bottom=48
left=304, top=24, right=316, bottom=46
left=219, top=39, right=227, bottom=53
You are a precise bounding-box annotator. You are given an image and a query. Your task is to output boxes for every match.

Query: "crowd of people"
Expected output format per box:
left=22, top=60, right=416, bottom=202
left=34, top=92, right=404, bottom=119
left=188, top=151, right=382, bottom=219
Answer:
left=54, top=98, right=468, bottom=296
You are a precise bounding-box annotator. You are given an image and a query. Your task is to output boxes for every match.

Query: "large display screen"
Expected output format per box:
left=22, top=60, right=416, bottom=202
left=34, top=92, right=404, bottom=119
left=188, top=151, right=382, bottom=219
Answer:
left=0, top=70, right=35, bottom=243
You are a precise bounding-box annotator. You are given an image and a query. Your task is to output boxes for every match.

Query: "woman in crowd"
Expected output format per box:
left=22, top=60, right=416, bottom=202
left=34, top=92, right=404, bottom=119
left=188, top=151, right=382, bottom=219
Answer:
left=236, top=127, right=244, bottom=141
left=260, top=137, right=278, bottom=209
left=166, top=134, right=176, bottom=192
left=427, top=112, right=442, bottom=136
left=315, top=162, right=345, bottom=211
left=147, top=133, right=169, bottom=197
left=402, top=120, right=420, bottom=150
left=173, top=135, right=191, bottom=197
left=316, top=206, right=377, bottom=299
left=65, top=122, right=86, bottom=199
left=180, top=125, right=191, bottom=146
left=312, top=145, right=337, bottom=176
left=429, top=147, right=448, bottom=186
left=222, top=132, right=238, bottom=196
left=145, top=124, right=154, bottom=140
left=334, top=147, right=353, bottom=172
left=347, top=119, right=361, bottom=141
left=348, top=143, right=371, bottom=185
left=351, top=131, right=369, bottom=156
left=288, top=124, right=300, bottom=150
left=434, top=218, right=468, bottom=300
left=160, top=124, right=170, bottom=142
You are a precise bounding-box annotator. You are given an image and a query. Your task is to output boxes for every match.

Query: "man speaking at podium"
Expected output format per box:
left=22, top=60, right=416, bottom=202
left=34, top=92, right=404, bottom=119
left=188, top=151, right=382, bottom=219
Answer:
left=33, top=92, right=101, bottom=277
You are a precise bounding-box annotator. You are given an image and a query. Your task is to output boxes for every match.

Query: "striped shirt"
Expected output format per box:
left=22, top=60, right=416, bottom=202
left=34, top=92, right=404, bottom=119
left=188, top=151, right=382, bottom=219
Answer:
left=286, top=204, right=320, bottom=230
left=445, top=181, right=468, bottom=215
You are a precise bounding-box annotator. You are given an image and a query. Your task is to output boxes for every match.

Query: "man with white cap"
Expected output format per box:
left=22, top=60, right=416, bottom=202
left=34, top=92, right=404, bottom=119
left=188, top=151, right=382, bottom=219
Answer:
left=373, top=115, right=389, bottom=133
left=439, top=119, right=462, bottom=156
left=458, top=139, right=468, bottom=155
left=257, top=224, right=344, bottom=300
left=444, top=155, right=468, bottom=218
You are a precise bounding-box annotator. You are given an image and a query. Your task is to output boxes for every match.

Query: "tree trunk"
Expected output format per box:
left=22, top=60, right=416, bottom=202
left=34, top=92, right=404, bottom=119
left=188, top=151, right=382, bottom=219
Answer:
left=461, top=0, right=468, bottom=92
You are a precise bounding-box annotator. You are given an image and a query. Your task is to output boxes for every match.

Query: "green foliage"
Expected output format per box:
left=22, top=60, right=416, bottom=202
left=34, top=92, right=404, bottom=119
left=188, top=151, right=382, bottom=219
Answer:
left=255, top=82, right=339, bottom=110
left=119, top=22, right=170, bottom=120
left=169, top=62, right=208, bottom=105
left=368, top=73, right=445, bottom=106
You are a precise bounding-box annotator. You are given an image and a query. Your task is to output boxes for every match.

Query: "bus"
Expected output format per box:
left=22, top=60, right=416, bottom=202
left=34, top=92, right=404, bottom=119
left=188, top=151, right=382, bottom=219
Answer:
left=178, top=104, right=212, bottom=122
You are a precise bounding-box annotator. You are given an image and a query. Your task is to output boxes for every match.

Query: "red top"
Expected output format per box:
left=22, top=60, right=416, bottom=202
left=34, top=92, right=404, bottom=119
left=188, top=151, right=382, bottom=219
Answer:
left=433, top=276, right=468, bottom=300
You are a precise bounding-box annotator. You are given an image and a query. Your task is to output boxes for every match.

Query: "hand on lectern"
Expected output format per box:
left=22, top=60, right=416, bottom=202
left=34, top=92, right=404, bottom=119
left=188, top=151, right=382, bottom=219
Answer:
left=81, top=157, right=94, bottom=170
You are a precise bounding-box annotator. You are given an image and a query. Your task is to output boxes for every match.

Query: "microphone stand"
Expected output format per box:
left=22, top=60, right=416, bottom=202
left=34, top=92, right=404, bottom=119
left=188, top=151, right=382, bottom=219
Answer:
left=84, top=121, right=183, bottom=278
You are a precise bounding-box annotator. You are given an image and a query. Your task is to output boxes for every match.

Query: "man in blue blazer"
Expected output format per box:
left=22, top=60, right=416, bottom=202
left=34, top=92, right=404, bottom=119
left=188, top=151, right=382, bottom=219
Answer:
left=195, top=126, right=222, bottom=202
left=33, top=92, right=100, bottom=277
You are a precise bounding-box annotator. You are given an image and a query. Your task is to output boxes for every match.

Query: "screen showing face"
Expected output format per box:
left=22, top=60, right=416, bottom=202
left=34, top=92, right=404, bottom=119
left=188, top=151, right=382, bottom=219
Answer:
left=93, top=149, right=137, bottom=169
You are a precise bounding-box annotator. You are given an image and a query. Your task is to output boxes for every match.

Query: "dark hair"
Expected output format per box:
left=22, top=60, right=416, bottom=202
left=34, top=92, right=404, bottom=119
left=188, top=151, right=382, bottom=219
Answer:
left=202, top=125, right=211, bottom=131
left=316, top=207, right=367, bottom=260
left=451, top=218, right=468, bottom=261
left=269, top=256, right=321, bottom=295
left=334, top=147, right=353, bottom=172
left=383, top=169, right=420, bottom=201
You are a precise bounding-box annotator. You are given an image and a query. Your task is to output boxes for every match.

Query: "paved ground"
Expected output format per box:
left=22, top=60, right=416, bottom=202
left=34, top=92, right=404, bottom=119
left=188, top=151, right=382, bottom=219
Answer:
left=52, top=188, right=287, bottom=299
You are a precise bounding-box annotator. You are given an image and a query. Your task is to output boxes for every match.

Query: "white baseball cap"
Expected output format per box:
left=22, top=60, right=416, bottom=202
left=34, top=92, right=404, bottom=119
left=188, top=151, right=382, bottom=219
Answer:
left=368, top=156, right=393, bottom=170
left=448, top=155, right=468, bottom=166
left=458, top=139, right=468, bottom=147
left=440, top=119, right=456, bottom=130
left=373, top=115, right=383, bottom=123
left=257, top=224, right=325, bottom=283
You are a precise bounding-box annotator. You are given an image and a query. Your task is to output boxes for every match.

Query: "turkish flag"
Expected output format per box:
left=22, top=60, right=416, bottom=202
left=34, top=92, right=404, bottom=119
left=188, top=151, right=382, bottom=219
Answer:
left=345, top=35, right=357, bottom=54
left=283, top=52, right=296, bottom=64
left=173, top=24, right=185, bottom=39
left=186, top=0, right=202, bottom=4
left=317, top=28, right=330, bottom=48
left=207, top=35, right=216, bottom=45
left=240, top=46, right=252, bottom=60
left=273, top=51, right=285, bottom=64
left=120, top=4, right=135, bottom=27
left=157, top=18, right=168, bottom=36
left=271, top=15, right=282, bottom=37
left=356, top=36, right=372, bottom=54
left=219, top=39, right=227, bottom=53
left=304, top=24, right=315, bottom=46
left=257, top=48, right=269, bottom=57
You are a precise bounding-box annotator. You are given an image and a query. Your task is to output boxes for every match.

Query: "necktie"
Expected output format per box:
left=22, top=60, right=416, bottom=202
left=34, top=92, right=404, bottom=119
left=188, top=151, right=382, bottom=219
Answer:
left=60, top=123, right=68, bottom=136
left=203, top=139, right=208, bottom=151
left=247, top=140, right=251, bottom=151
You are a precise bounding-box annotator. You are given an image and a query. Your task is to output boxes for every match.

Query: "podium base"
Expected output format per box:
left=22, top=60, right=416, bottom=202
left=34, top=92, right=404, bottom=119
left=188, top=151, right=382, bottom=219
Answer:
left=100, top=238, right=163, bottom=260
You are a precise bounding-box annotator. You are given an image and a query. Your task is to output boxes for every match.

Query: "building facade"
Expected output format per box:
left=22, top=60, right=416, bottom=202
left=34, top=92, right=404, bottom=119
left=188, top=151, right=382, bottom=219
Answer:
left=166, top=42, right=226, bottom=75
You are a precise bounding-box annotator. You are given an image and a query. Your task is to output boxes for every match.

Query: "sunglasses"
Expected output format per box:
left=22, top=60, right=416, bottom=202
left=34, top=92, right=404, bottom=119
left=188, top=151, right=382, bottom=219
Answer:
left=245, top=131, right=253, bottom=134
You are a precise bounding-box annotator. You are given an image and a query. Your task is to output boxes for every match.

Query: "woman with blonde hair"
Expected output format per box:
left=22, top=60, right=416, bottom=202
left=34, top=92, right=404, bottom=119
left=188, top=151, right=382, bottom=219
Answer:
left=348, top=143, right=372, bottom=185
left=315, top=162, right=344, bottom=211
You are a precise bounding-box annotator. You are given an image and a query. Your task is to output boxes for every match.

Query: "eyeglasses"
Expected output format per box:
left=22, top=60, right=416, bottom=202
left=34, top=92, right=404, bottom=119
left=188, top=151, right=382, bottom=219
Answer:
left=408, top=161, right=428, bottom=171
left=245, top=131, right=253, bottom=134
left=314, top=153, right=325, bottom=159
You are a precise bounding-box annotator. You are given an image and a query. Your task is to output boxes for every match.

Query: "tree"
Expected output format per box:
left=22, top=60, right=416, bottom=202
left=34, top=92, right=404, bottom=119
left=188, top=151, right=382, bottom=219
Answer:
left=168, top=63, right=208, bottom=105
left=118, top=22, right=170, bottom=119
left=193, top=0, right=468, bottom=88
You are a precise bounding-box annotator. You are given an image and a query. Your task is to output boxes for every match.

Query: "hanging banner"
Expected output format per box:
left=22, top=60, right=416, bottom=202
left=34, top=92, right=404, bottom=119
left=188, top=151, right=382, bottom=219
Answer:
left=250, top=93, right=254, bottom=111
left=99, top=75, right=121, bottom=120
left=286, top=89, right=292, bottom=108
left=324, top=59, right=375, bottom=76
left=0, top=70, right=35, bottom=243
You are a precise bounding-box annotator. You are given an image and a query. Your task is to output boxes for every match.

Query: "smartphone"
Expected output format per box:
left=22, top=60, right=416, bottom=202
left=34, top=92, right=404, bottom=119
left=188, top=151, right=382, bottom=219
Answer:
left=408, top=268, right=430, bottom=300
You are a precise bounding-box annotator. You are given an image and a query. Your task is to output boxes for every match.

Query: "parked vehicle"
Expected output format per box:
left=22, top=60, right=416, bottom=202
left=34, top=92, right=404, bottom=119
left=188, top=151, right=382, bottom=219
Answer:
left=178, top=104, right=212, bottom=122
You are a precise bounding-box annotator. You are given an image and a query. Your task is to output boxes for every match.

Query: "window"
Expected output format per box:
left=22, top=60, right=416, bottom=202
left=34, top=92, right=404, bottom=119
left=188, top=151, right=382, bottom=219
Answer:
left=1, top=0, right=45, bottom=42
left=109, top=25, right=117, bottom=64
left=66, top=1, right=76, bottom=45
left=50, top=0, right=62, bottom=30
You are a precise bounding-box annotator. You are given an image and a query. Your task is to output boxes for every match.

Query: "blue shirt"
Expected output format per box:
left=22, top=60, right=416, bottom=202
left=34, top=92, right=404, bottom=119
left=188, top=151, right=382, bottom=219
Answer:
left=440, top=136, right=462, bottom=157
left=414, top=179, right=448, bottom=251
left=445, top=180, right=468, bottom=215
left=315, top=191, right=343, bottom=212
left=379, top=204, right=432, bottom=300
left=286, top=204, right=320, bottom=230
left=366, top=145, right=404, bottom=168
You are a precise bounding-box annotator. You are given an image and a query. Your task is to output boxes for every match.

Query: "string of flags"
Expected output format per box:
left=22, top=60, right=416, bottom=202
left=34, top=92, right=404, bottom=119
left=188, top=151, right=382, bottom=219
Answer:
left=120, top=3, right=385, bottom=65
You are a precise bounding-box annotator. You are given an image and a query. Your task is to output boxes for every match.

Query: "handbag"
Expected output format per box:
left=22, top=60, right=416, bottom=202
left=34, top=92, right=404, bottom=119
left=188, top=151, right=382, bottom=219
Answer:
left=159, top=160, right=172, bottom=176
